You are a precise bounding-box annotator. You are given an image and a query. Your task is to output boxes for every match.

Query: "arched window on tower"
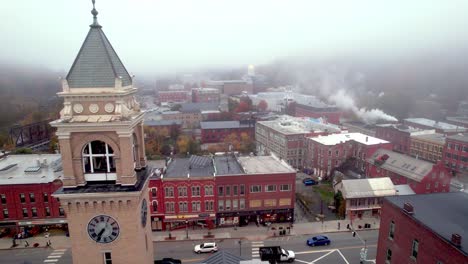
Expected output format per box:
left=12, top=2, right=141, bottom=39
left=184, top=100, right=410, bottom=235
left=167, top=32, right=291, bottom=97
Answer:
left=132, top=133, right=139, bottom=168
left=82, top=140, right=117, bottom=181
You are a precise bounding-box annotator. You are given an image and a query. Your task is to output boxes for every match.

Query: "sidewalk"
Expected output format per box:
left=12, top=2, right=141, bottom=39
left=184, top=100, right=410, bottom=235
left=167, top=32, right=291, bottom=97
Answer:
left=0, top=234, right=71, bottom=250
left=152, top=218, right=380, bottom=242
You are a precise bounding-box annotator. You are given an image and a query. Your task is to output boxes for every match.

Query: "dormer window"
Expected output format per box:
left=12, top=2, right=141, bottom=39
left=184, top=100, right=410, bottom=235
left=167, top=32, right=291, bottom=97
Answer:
left=83, top=140, right=116, bottom=181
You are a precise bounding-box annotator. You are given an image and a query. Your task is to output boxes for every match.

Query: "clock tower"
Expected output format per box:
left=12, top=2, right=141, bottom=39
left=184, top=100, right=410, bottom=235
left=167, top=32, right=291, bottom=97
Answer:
left=52, top=1, right=154, bottom=263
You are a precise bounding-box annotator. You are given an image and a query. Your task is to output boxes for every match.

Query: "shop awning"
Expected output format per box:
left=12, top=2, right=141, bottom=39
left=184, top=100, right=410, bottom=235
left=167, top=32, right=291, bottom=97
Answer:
left=18, top=218, right=68, bottom=226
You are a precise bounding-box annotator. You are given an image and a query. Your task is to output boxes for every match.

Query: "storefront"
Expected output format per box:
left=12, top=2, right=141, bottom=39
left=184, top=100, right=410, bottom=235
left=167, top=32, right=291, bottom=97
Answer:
left=151, top=215, right=164, bottom=231
left=162, top=213, right=216, bottom=231
left=217, top=209, right=294, bottom=227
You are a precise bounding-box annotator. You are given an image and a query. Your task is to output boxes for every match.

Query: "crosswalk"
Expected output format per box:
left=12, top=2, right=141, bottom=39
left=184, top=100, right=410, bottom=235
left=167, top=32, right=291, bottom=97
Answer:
left=44, top=249, right=67, bottom=263
left=251, top=241, right=264, bottom=259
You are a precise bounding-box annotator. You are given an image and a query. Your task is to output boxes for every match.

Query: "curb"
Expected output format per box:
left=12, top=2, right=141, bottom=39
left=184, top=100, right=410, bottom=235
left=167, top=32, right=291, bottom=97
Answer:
left=153, top=236, right=246, bottom=242
left=0, top=245, right=51, bottom=251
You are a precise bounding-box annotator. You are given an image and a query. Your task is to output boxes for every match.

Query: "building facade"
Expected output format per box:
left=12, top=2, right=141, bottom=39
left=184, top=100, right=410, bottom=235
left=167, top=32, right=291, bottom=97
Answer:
left=158, top=90, right=189, bottom=105
left=376, top=193, right=468, bottom=264
left=192, top=88, right=220, bottom=103
left=294, top=103, right=342, bottom=125
left=410, top=133, right=445, bottom=163
left=375, top=124, right=435, bottom=154
left=443, top=134, right=468, bottom=175
left=367, top=149, right=451, bottom=194
left=306, top=133, right=392, bottom=178
left=200, top=121, right=255, bottom=144
left=403, top=118, right=466, bottom=135
left=207, top=80, right=253, bottom=95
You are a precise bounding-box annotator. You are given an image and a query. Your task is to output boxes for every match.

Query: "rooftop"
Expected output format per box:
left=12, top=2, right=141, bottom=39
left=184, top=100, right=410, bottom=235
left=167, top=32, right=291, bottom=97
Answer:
left=236, top=155, right=295, bottom=175
left=213, top=155, right=244, bottom=176
left=367, top=149, right=435, bottom=182
left=386, top=192, right=468, bottom=255
left=394, top=184, right=416, bottom=195
left=0, top=154, right=63, bottom=185
left=376, top=123, right=435, bottom=135
left=411, top=133, right=446, bottom=145
left=341, top=177, right=396, bottom=199
left=164, top=156, right=215, bottom=178
left=181, top=103, right=219, bottom=113
left=257, top=115, right=341, bottom=135
left=200, top=121, right=253, bottom=130
left=404, top=118, right=466, bottom=132
left=310, top=132, right=389, bottom=146
left=446, top=116, right=468, bottom=125
left=447, top=133, right=468, bottom=143
left=145, top=120, right=182, bottom=126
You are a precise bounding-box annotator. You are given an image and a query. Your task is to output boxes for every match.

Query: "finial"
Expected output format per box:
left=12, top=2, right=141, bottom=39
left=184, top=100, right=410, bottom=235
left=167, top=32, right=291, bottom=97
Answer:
left=90, top=0, right=101, bottom=27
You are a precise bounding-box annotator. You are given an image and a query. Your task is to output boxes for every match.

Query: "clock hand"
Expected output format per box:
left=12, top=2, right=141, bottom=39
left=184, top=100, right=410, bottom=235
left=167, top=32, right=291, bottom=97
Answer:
left=96, top=228, right=106, bottom=241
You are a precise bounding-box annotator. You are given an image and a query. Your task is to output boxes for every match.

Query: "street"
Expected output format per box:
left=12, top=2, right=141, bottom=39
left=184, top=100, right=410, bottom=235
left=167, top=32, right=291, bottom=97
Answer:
left=0, top=230, right=377, bottom=263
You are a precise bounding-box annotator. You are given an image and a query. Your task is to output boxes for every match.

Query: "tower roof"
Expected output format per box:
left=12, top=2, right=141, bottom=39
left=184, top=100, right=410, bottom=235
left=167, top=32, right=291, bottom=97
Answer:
left=66, top=1, right=132, bottom=88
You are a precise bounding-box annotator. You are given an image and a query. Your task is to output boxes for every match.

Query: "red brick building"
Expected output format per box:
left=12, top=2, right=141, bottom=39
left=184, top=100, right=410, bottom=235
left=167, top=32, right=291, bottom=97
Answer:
left=403, top=118, right=466, bottom=135
left=366, top=149, right=451, bottom=194
left=443, top=134, right=468, bottom=175
left=158, top=90, right=189, bottom=105
left=192, top=88, right=220, bottom=103
left=375, top=124, right=435, bottom=154
left=376, top=193, right=468, bottom=264
left=200, top=120, right=255, bottom=144
left=306, top=133, right=392, bottom=178
left=207, top=80, right=253, bottom=95
left=294, top=103, right=342, bottom=125
left=148, top=154, right=296, bottom=230
left=0, top=154, right=66, bottom=231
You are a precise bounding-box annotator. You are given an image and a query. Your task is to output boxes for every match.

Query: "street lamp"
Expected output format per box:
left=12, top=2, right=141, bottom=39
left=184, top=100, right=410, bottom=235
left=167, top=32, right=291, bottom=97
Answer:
left=185, top=220, right=189, bottom=239
left=238, top=240, right=242, bottom=256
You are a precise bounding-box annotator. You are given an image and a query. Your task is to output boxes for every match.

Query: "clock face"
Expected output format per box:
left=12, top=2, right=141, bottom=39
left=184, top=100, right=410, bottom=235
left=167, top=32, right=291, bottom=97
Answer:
left=141, top=199, right=148, bottom=228
left=87, top=215, right=120, bottom=243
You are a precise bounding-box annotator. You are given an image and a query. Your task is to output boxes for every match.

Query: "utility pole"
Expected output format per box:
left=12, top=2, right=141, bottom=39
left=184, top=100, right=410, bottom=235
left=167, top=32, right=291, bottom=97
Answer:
left=185, top=220, right=189, bottom=239
left=350, top=226, right=368, bottom=263
left=238, top=240, right=242, bottom=256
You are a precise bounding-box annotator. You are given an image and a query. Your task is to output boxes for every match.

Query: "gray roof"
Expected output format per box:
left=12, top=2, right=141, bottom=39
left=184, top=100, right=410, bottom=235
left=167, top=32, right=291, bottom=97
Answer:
left=145, top=120, right=182, bottom=126
left=201, top=250, right=245, bottom=264
left=404, top=118, right=466, bottom=132
left=386, top=192, right=468, bottom=255
left=341, top=177, right=396, bottom=199
left=447, top=134, right=468, bottom=143
left=411, top=133, right=446, bottom=145
left=181, top=103, right=219, bottom=113
left=213, top=155, right=244, bottom=175
left=367, top=149, right=434, bottom=182
left=66, top=22, right=132, bottom=88
left=200, top=121, right=252, bottom=130
left=164, top=156, right=215, bottom=178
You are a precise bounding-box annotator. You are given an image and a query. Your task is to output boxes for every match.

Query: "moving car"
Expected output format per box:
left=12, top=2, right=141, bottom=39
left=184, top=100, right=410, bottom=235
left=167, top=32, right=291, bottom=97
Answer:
left=303, top=178, right=318, bottom=186
left=154, top=258, right=182, bottom=264
left=194, top=242, right=218, bottom=254
left=307, top=235, right=331, bottom=246
left=259, top=246, right=295, bottom=263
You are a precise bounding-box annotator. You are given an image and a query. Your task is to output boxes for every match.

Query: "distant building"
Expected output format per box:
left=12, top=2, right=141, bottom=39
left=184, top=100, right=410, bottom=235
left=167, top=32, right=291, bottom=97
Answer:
left=145, top=120, right=182, bottom=131
left=456, top=100, right=468, bottom=116
left=376, top=192, right=468, bottom=264
left=342, top=121, right=377, bottom=137
left=366, top=149, right=451, bottom=194
left=410, top=133, right=446, bottom=163
left=293, top=103, right=342, bottom=125
left=334, top=177, right=396, bottom=221
left=403, top=118, right=466, bottom=135
left=200, top=121, right=255, bottom=144
left=375, top=124, right=435, bottom=154
left=157, top=90, right=189, bottom=105
left=306, top=133, right=392, bottom=178
left=255, top=115, right=342, bottom=168
left=443, top=134, right=468, bottom=175
left=0, top=154, right=66, bottom=229
left=192, top=87, right=220, bottom=103
left=207, top=80, right=253, bottom=96
left=446, top=116, right=468, bottom=128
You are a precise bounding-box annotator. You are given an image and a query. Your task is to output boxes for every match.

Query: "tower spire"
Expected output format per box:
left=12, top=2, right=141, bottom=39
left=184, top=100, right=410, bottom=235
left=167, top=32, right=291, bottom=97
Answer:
left=90, top=0, right=101, bottom=28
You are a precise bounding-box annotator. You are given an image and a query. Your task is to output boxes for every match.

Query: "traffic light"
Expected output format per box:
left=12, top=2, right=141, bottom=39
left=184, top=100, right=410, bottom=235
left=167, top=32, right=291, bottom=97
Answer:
left=353, top=231, right=356, bottom=237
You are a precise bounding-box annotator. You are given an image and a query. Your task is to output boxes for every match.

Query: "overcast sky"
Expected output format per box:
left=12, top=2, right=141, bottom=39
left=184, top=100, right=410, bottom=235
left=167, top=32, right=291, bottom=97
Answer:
left=1, top=0, right=468, bottom=76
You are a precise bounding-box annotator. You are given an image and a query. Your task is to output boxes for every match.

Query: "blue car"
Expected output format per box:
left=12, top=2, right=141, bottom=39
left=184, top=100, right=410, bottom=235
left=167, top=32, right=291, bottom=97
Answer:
left=303, top=178, right=317, bottom=186
left=307, top=235, right=331, bottom=246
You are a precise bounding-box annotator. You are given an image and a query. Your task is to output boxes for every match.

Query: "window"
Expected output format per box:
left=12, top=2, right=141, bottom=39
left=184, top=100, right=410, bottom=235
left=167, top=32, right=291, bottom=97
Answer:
left=250, top=185, right=261, bottom=193
left=178, top=187, right=187, bottom=197
left=435, top=181, right=439, bottom=188
left=3, top=209, right=8, bottom=219
left=233, top=185, right=238, bottom=195
left=104, top=252, right=112, bottom=264
left=191, top=186, right=201, bottom=197
left=164, top=187, right=174, bottom=197
left=29, top=193, right=35, bottom=203
left=280, top=184, right=291, bottom=191
left=179, top=202, right=188, bottom=212
left=165, top=202, right=175, bottom=213
left=426, top=183, right=431, bottom=190
left=45, top=207, right=51, bottom=217
left=152, top=201, right=158, bottom=212
left=192, top=201, right=201, bottom=212
left=225, top=186, right=231, bottom=196
left=205, top=185, right=214, bottom=196
left=43, top=193, right=48, bottom=203
left=265, top=185, right=277, bottom=192
left=22, top=208, right=28, bottom=218
left=31, top=208, right=37, bottom=217
left=389, top=221, right=395, bottom=239
left=205, top=201, right=214, bottom=211
left=240, top=199, right=245, bottom=209
left=82, top=140, right=116, bottom=174
left=20, top=193, right=25, bottom=203
left=225, top=200, right=231, bottom=210
left=151, top=188, right=157, bottom=197
left=218, top=200, right=224, bottom=211
left=240, top=185, right=245, bottom=195
left=0, top=194, right=6, bottom=204
left=386, top=249, right=392, bottom=263
left=411, top=239, right=419, bottom=259
left=218, top=186, right=224, bottom=196
left=233, top=199, right=238, bottom=209
left=59, top=207, right=65, bottom=216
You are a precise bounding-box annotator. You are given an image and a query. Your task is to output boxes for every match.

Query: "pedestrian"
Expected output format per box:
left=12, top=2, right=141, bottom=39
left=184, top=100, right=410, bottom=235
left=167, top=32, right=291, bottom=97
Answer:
left=338, top=222, right=341, bottom=230
left=347, top=223, right=350, bottom=230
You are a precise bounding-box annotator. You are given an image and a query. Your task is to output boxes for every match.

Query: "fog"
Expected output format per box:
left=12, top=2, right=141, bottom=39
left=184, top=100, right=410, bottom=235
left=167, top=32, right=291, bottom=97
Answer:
left=1, top=0, right=468, bottom=76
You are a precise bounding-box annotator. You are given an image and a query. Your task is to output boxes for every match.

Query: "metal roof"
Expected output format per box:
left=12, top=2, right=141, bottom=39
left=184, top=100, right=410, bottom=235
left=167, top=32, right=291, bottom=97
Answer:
left=66, top=13, right=132, bottom=88
left=181, top=103, right=219, bottom=113
left=0, top=154, right=63, bottom=185
left=341, top=177, right=396, bottom=199
left=386, top=192, right=468, bottom=255
left=201, top=250, right=245, bottom=264
left=447, top=133, right=468, bottom=143
left=200, top=121, right=253, bottom=130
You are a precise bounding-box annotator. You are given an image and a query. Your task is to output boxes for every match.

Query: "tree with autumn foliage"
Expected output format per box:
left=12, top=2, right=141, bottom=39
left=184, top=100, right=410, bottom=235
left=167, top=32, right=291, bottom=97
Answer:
left=239, top=132, right=256, bottom=153
left=223, top=132, right=241, bottom=151
left=144, top=126, right=169, bottom=158
left=257, top=100, right=268, bottom=112
left=176, top=135, right=191, bottom=154
left=235, top=101, right=250, bottom=113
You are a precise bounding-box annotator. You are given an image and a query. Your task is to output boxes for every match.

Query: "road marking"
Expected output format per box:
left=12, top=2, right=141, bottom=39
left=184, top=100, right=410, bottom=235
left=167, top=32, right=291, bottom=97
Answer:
left=312, top=249, right=336, bottom=262
left=50, top=252, right=64, bottom=255
left=47, top=255, right=62, bottom=259
left=294, top=260, right=309, bottom=264
left=251, top=241, right=264, bottom=259
left=336, top=249, right=350, bottom=264
left=53, top=249, right=67, bottom=252
left=367, top=259, right=376, bottom=263
left=296, top=249, right=334, bottom=255
left=179, top=257, right=206, bottom=263
left=44, top=260, right=59, bottom=263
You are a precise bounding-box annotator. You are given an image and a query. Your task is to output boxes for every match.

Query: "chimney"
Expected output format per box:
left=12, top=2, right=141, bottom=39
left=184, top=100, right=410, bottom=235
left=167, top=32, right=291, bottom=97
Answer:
left=403, top=202, right=414, bottom=214
left=451, top=234, right=462, bottom=247
left=366, top=136, right=369, bottom=142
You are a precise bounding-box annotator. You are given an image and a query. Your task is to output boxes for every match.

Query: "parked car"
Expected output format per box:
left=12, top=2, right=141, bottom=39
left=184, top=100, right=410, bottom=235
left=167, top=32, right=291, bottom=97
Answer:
left=194, top=242, right=218, bottom=254
left=154, top=258, right=182, bottom=264
left=307, top=235, right=331, bottom=246
left=303, top=178, right=317, bottom=186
